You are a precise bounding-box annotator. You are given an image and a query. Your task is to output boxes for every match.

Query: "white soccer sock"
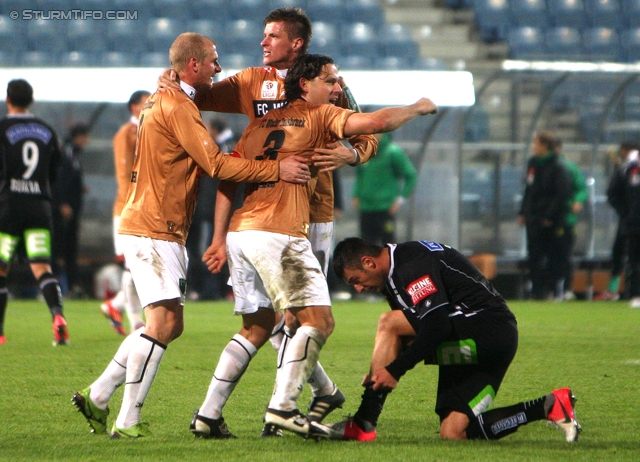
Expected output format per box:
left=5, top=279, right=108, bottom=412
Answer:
left=199, top=334, right=257, bottom=420
left=109, top=289, right=126, bottom=312
left=122, top=269, right=144, bottom=331
left=268, top=325, right=326, bottom=412
left=268, top=314, right=286, bottom=352
left=307, top=361, right=335, bottom=397
left=115, top=333, right=166, bottom=429
left=89, top=327, right=144, bottom=409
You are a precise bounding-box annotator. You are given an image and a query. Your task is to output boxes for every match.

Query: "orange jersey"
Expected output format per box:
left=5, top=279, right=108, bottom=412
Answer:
left=112, top=120, right=137, bottom=217
left=195, top=66, right=377, bottom=222
left=119, top=88, right=279, bottom=246
left=229, top=99, right=352, bottom=238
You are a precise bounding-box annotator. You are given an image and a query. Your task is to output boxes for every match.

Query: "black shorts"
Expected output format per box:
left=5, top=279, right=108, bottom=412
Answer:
left=0, top=196, right=53, bottom=264
left=403, top=308, right=518, bottom=420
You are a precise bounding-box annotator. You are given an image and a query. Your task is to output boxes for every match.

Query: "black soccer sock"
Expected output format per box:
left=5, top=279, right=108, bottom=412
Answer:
left=466, top=394, right=551, bottom=440
left=353, top=382, right=389, bottom=430
left=0, top=276, right=7, bottom=335
left=38, top=272, right=63, bottom=318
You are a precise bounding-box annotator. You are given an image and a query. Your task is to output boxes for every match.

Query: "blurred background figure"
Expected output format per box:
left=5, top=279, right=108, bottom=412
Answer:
left=185, top=117, right=237, bottom=301
left=52, top=123, right=90, bottom=298
left=352, top=132, right=417, bottom=246
left=100, top=90, right=149, bottom=335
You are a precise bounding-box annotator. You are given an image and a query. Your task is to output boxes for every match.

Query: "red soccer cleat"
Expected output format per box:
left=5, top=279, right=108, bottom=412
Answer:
left=53, top=314, right=69, bottom=346
left=547, top=388, right=582, bottom=442
left=329, top=417, right=377, bottom=442
left=0, top=335, right=6, bottom=344
left=100, top=301, right=126, bottom=335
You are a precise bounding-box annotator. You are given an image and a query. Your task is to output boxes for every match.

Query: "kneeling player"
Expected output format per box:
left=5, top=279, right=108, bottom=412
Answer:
left=323, top=237, right=581, bottom=442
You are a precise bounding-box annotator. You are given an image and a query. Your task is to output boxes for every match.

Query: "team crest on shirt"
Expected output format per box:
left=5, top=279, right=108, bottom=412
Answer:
left=261, top=81, right=278, bottom=99
left=406, top=275, right=437, bottom=304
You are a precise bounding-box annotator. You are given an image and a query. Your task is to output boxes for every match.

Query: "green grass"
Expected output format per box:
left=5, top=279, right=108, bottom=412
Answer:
left=1, top=299, right=639, bottom=461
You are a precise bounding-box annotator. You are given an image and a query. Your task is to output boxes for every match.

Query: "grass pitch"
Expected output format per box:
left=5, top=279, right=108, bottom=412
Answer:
left=1, top=299, right=639, bottom=461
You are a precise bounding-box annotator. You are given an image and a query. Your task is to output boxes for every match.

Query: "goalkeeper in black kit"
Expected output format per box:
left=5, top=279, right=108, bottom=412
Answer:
left=322, top=237, right=581, bottom=442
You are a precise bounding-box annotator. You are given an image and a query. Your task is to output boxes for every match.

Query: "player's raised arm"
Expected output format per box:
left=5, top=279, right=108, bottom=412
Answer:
left=343, top=98, right=438, bottom=137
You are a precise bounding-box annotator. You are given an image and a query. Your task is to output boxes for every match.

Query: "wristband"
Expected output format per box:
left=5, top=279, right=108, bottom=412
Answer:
left=349, top=148, right=360, bottom=166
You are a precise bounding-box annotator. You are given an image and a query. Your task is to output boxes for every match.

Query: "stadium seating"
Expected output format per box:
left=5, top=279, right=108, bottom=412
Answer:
left=341, top=22, right=378, bottom=58
left=229, top=0, right=271, bottom=20
left=59, top=51, right=99, bottom=67
left=152, top=0, right=193, bottom=20
left=345, top=0, right=385, bottom=27
left=413, top=57, right=450, bottom=70
left=268, top=0, right=306, bottom=9
left=112, top=0, right=156, bottom=20
left=222, top=19, right=264, bottom=56
left=548, top=0, right=589, bottom=28
left=107, top=17, right=147, bottom=53
left=21, top=50, right=58, bottom=67
left=26, top=18, right=68, bottom=52
left=67, top=19, right=108, bottom=53
left=186, top=19, right=225, bottom=37
left=0, top=51, right=18, bottom=66
left=582, top=27, right=621, bottom=61
left=308, top=21, right=339, bottom=56
left=146, top=17, right=182, bottom=52
left=545, top=27, right=585, bottom=60
left=585, top=0, right=623, bottom=28
left=99, top=51, right=137, bottom=67
left=379, top=23, right=420, bottom=59
left=140, top=51, right=169, bottom=67
left=306, top=0, right=344, bottom=23
left=620, top=27, right=640, bottom=62
left=189, top=0, right=230, bottom=21
left=379, top=55, right=413, bottom=70
left=622, top=0, right=640, bottom=26
left=472, top=0, right=510, bottom=42
left=221, top=53, right=254, bottom=70
left=0, top=15, right=26, bottom=53
left=507, top=26, right=546, bottom=60
left=509, top=0, right=549, bottom=28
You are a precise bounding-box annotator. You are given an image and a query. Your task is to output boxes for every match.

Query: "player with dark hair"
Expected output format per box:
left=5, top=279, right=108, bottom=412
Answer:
left=71, top=33, right=310, bottom=439
left=159, top=7, right=378, bottom=438
left=196, top=53, right=437, bottom=438
left=99, top=90, right=150, bottom=336
left=325, top=237, right=581, bottom=443
left=0, top=79, right=68, bottom=346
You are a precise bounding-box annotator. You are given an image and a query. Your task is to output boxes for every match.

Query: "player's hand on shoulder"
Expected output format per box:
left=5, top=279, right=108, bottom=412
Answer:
left=157, top=68, right=180, bottom=92
left=279, top=155, right=311, bottom=184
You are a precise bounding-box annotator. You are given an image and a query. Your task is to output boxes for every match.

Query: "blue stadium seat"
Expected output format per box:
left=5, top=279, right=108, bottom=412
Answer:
left=622, top=0, right=640, bottom=26
left=446, top=0, right=474, bottom=9
left=112, top=0, right=156, bottom=20
left=221, top=53, right=253, bottom=70
left=345, top=0, right=385, bottom=26
left=107, top=17, right=147, bottom=53
left=20, top=50, right=59, bottom=67
left=585, top=0, right=622, bottom=27
left=146, top=18, right=183, bottom=53
left=621, top=27, right=640, bottom=62
left=268, top=0, right=306, bottom=9
left=507, top=26, right=546, bottom=60
left=335, top=54, right=373, bottom=70
left=152, top=0, right=192, bottom=19
left=0, top=15, right=27, bottom=52
left=189, top=0, right=230, bottom=20
left=472, top=0, right=510, bottom=42
left=60, top=51, right=99, bottom=67
left=186, top=19, right=225, bottom=38
left=140, top=51, right=169, bottom=67
left=509, top=0, right=549, bottom=28
left=548, top=0, right=588, bottom=28
left=545, top=27, right=585, bottom=60
left=99, top=51, right=137, bottom=67
left=379, top=55, right=413, bottom=70
left=0, top=51, right=18, bottom=66
left=582, top=27, right=621, bottom=61
left=378, top=23, right=419, bottom=59
left=308, top=21, right=339, bottom=56
left=36, top=0, right=67, bottom=10
left=26, top=18, right=67, bottom=52
left=228, top=0, right=270, bottom=20
left=67, top=19, right=108, bottom=52
left=222, top=19, right=263, bottom=56
left=341, top=22, right=377, bottom=58
left=306, top=0, right=343, bottom=23
left=413, top=57, right=449, bottom=70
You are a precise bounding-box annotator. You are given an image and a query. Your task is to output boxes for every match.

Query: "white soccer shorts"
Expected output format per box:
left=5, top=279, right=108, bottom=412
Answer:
left=226, top=230, right=331, bottom=315
left=119, top=234, right=188, bottom=308
left=308, top=221, right=333, bottom=276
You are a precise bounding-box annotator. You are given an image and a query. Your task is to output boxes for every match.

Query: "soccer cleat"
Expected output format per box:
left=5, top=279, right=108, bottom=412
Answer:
left=260, top=423, right=284, bottom=438
left=71, top=387, right=109, bottom=434
left=264, top=408, right=311, bottom=436
left=110, top=422, right=153, bottom=439
left=100, top=301, right=126, bottom=335
left=53, top=314, right=69, bottom=346
left=594, top=291, right=619, bottom=301
left=547, top=388, right=582, bottom=442
left=0, top=335, right=6, bottom=344
left=190, top=409, right=236, bottom=439
left=307, top=386, right=346, bottom=423
left=328, top=417, right=377, bottom=442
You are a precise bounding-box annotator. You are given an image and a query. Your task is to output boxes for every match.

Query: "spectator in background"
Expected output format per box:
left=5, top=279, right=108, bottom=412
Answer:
left=518, top=131, right=573, bottom=300
left=606, top=145, right=640, bottom=308
left=556, top=139, right=588, bottom=301
left=352, top=133, right=417, bottom=246
left=185, top=117, right=237, bottom=301
left=598, top=142, right=639, bottom=301
left=52, top=123, right=90, bottom=298
left=100, top=91, right=149, bottom=335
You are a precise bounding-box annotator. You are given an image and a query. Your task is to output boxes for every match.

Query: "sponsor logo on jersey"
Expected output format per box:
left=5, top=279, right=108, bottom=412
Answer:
left=258, top=117, right=306, bottom=128
left=6, top=123, right=52, bottom=144
left=406, top=274, right=437, bottom=304
left=419, top=241, right=443, bottom=251
left=261, top=81, right=278, bottom=99
left=253, top=100, right=288, bottom=118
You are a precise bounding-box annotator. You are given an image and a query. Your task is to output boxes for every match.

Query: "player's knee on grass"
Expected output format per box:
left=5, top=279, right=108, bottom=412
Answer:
left=440, top=411, right=470, bottom=440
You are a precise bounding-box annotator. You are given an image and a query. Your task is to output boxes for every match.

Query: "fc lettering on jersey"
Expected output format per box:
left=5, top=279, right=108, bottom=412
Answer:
left=406, top=274, right=437, bottom=305
left=253, top=100, right=287, bottom=118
